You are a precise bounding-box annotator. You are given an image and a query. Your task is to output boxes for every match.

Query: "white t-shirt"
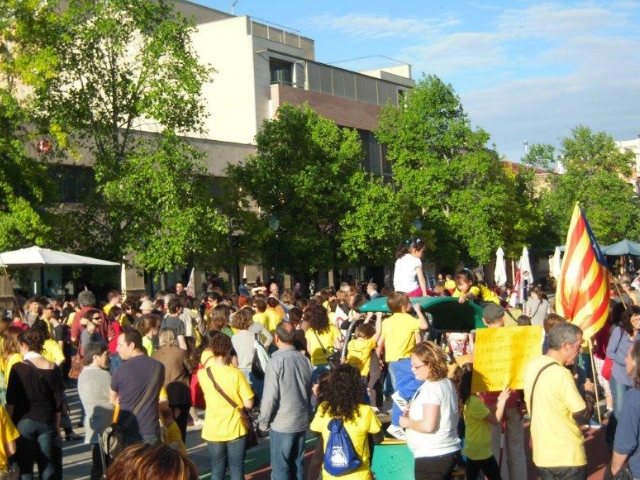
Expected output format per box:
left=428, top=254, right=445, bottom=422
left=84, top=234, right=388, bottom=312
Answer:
left=406, top=378, right=460, bottom=458
left=393, top=254, right=422, bottom=293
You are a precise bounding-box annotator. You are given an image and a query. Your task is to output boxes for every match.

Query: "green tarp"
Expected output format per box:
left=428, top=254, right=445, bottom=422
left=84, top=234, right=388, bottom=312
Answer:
left=359, top=296, right=485, bottom=331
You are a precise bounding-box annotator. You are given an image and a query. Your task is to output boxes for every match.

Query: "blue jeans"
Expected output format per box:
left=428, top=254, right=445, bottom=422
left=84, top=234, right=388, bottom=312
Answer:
left=208, top=436, right=247, bottom=480
left=15, top=418, right=57, bottom=480
left=109, top=353, right=123, bottom=374
left=610, top=374, right=631, bottom=421
left=269, top=430, right=306, bottom=480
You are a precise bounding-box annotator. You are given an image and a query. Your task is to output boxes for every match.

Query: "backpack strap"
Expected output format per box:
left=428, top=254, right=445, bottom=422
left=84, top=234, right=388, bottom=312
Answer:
left=117, top=361, right=161, bottom=429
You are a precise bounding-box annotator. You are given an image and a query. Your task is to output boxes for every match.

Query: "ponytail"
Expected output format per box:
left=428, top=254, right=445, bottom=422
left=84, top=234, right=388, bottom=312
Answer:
left=396, top=238, right=425, bottom=259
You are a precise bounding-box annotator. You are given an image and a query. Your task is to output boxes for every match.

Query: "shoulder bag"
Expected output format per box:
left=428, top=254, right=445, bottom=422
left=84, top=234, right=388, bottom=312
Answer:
left=206, top=367, right=258, bottom=449
left=101, top=362, right=161, bottom=461
left=312, top=329, right=342, bottom=369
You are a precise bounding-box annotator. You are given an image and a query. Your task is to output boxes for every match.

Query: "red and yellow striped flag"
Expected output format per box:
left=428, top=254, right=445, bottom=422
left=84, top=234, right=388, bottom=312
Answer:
left=555, top=204, right=610, bottom=340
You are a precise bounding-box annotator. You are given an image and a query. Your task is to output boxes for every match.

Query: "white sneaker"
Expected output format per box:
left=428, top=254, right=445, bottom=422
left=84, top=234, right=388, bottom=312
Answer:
left=386, top=424, right=406, bottom=441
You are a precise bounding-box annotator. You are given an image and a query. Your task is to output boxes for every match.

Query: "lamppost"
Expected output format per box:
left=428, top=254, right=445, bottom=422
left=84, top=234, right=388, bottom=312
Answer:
left=268, top=214, right=280, bottom=287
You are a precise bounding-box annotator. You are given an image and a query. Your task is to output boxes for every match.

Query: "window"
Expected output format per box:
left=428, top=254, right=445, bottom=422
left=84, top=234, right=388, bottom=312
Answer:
left=48, top=165, right=96, bottom=203
left=270, top=59, right=293, bottom=85
left=358, top=130, right=391, bottom=179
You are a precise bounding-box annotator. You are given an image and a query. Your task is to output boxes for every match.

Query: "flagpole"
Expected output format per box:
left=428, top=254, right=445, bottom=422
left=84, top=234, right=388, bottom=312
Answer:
left=587, top=338, right=602, bottom=425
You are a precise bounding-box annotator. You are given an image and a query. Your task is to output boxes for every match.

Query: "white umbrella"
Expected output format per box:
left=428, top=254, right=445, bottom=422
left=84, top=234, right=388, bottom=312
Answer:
left=551, top=246, right=562, bottom=279
left=519, top=247, right=533, bottom=302
left=121, top=263, right=127, bottom=299
left=494, top=247, right=507, bottom=287
left=0, top=246, right=119, bottom=266
left=186, top=268, right=196, bottom=298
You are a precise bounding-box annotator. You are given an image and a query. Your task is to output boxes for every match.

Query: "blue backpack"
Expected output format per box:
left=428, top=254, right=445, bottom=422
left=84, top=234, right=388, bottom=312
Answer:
left=323, top=418, right=361, bottom=476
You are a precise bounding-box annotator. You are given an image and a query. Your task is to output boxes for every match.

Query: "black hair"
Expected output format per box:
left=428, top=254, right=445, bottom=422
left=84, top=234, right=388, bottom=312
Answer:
left=396, top=238, right=425, bottom=259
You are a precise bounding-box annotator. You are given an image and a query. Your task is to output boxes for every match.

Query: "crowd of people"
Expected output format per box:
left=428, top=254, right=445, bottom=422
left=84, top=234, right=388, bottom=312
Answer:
left=0, top=239, right=638, bottom=480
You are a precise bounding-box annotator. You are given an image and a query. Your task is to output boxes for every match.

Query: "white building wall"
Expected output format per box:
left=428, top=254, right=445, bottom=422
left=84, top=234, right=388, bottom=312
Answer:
left=192, top=16, right=259, bottom=144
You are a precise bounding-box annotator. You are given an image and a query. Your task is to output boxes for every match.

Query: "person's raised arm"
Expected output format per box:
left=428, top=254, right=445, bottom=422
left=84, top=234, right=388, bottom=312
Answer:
left=416, top=267, right=428, bottom=297
left=413, top=304, right=430, bottom=331
left=484, top=387, right=511, bottom=425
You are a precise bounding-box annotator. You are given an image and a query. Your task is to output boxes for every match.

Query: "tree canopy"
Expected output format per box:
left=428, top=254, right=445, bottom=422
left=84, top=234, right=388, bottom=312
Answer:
left=225, top=103, right=366, bottom=279
left=3, top=0, right=224, bottom=270
left=376, top=74, right=523, bottom=266
left=529, top=126, right=640, bottom=246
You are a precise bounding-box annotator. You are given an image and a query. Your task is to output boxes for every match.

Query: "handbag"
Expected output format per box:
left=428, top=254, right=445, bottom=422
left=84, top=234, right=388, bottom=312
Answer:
left=100, top=362, right=161, bottom=461
left=191, top=356, right=215, bottom=409
left=312, top=330, right=342, bottom=369
left=206, top=367, right=258, bottom=449
left=602, top=357, right=613, bottom=381
left=603, top=463, right=633, bottom=480
left=68, top=354, right=84, bottom=380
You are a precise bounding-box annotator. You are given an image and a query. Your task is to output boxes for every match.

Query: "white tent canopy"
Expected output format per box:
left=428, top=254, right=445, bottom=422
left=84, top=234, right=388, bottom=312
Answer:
left=0, top=246, right=119, bottom=267
left=494, top=247, right=507, bottom=287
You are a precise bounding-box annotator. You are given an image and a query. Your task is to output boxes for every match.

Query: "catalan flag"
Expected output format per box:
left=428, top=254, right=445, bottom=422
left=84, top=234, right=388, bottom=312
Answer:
left=555, top=204, right=610, bottom=340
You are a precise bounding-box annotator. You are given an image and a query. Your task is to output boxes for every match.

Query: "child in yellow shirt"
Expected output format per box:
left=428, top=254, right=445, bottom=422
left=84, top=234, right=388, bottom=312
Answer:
left=161, top=407, right=186, bottom=454
left=346, top=323, right=378, bottom=381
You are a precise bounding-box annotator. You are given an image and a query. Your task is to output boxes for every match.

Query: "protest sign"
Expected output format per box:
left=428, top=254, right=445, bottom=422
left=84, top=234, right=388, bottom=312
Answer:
left=471, top=325, right=543, bottom=392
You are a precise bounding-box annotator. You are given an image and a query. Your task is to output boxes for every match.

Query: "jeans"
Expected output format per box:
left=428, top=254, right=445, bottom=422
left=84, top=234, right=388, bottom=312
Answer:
left=414, top=451, right=459, bottom=479
left=123, top=433, right=160, bottom=448
left=109, top=353, right=123, bottom=374
left=610, top=375, right=631, bottom=421
left=15, top=418, right=57, bottom=480
left=208, top=436, right=247, bottom=480
left=269, top=429, right=306, bottom=480
left=538, top=465, right=587, bottom=480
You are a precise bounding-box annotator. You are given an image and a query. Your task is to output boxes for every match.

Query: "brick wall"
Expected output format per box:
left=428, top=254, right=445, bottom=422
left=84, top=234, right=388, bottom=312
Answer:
left=272, top=84, right=382, bottom=131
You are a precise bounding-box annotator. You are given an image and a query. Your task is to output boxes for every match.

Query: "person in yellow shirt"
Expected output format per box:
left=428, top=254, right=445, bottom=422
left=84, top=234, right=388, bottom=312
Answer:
left=0, top=404, right=19, bottom=476
left=198, top=334, right=254, bottom=480
left=310, top=364, right=382, bottom=480
left=376, top=292, right=429, bottom=390
left=458, top=365, right=511, bottom=480
left=346, top=323, right=379, bottom=381
left=452, top=269, right=500, bottom=305
left=304, top=304, right=342, bottom=382
left=161, top=406, right=187, bottom=454
left=103, top=290, right=122, bottom=316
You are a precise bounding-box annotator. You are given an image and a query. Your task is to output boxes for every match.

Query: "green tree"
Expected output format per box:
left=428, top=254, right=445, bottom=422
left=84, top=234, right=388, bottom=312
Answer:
left=376, top=74, right=513, bottom=266
left=225, top=103, right=365, bottom=281
left=0, top=91, right=51, bottom=251
left=532, top=126, right=640, bottom=245
left=5, top=0, right=223, bottom=270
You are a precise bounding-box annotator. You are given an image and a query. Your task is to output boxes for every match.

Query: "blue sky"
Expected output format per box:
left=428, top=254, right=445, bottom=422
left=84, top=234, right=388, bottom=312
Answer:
left=198, top=0, right=640, bottom=163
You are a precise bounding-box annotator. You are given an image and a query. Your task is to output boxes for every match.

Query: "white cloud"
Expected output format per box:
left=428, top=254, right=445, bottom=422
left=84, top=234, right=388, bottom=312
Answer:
left=302, top=13, right=459, bottom=40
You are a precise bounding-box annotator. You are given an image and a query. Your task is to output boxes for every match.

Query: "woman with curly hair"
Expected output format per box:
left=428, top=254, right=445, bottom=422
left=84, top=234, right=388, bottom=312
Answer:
left=310, top=364, right=382, bottom=480
left=399, top=341, right=460, bottom=480
left=305, top=304, right=342, bottom=381
left=6, top=328, right=64, bottom=479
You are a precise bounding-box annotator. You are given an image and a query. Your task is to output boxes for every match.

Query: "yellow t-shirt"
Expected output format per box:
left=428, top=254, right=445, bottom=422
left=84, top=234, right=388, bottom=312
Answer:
left=306, top=326, right=342, bottom=366
left=164, top=421, right=186, bottom=454
left=0, top=405, right=19, bottom=471
left=444, top=279, right=456, bottom=292
left=264, top=309, right=280, bottom=333
left=198, top=363, right=254, bottom=442
left=3, top=353, right=23, bottom=388
left=41, top=339, right=65, bottom=366
left=142, top=336, right=155, bottom=357
left=310, top=403, right=382, bottom=480
left=346, top=338, right=377, bottom=377
left=253, top=312, right=268, bottom=330
left=380, top=313, right=419, bottom=362
left=463, top=395, right=492, bottom=460
left=452, top=285, right=500, bottom=304
left=524, top=356, right=586, bottom=467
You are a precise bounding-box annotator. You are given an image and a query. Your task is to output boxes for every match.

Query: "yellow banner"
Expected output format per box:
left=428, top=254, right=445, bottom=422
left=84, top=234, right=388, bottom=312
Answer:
left=471, top=326, right=544, bottom=393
